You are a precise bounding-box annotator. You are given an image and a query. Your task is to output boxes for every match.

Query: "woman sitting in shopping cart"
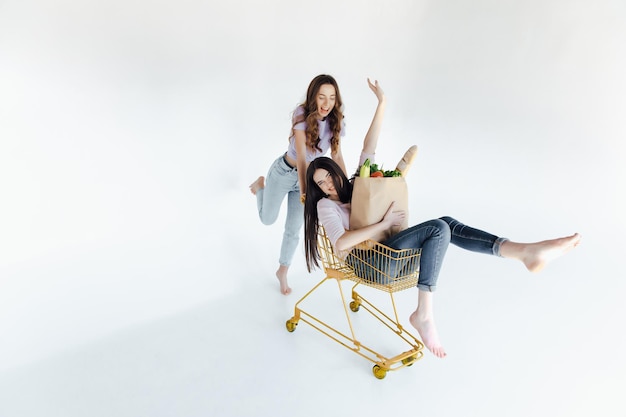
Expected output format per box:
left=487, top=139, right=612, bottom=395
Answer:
left=301, top=78, right=582, bottom=359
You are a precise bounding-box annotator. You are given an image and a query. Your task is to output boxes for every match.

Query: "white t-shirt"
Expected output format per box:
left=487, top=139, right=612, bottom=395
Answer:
left=285, top=105, right=345, bottom=162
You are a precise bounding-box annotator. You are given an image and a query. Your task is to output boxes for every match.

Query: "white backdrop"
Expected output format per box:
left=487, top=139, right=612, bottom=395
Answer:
left=1, top=0, right=625, bottom=416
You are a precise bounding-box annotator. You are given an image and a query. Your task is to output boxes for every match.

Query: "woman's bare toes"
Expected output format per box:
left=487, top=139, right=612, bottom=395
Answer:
left=524, top=233, right=582, bottom=273
left=409, top=311, right=447, bottom=358
left=249, top=176, right=265, bottom=195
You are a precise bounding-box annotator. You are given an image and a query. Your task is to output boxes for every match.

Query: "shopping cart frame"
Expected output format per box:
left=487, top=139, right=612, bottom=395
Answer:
left=286, top=227, right=425, bottom=379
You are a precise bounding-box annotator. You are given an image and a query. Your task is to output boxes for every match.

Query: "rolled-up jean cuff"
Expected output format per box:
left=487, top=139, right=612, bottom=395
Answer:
left=493, top=237, right=509, bottom=257
left=417, top=284, right=436, bottom=292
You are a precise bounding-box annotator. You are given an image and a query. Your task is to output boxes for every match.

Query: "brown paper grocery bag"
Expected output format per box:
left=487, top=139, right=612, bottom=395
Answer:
left=349, top=176, right=409, bottom=243
left=349, top=145, right=417, bottom=243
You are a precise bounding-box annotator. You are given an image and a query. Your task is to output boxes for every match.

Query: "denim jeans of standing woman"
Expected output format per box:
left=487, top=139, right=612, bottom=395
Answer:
left=254, top=154, right=303, bottom=267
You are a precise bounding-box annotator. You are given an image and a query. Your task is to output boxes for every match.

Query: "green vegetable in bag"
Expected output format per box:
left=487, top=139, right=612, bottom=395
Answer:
left=359, top=159, right=371, bottom=177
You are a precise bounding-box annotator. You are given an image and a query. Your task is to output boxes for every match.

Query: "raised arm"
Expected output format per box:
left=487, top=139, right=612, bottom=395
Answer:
left=330, top=146, right=348, bottom=177
left=361, top=78, right=386, bottom=156
left=333, top=79, right=402, bottom=251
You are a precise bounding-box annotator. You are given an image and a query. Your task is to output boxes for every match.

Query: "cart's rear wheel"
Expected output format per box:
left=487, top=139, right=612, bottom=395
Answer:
left=372, top=365, right=387, bottom=379
left=285, top=319, right=298, bottom=332
left=349, top=301, right=360, bottom=312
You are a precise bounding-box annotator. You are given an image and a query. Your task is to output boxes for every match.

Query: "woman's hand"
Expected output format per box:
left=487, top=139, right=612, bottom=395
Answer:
left=367, top=78, right=385, bottom=104
left=382, top=201, right=406, bottom=227
left=361, top=78, right=387, bottom=155
left=335, top=201, right=404, bottom=252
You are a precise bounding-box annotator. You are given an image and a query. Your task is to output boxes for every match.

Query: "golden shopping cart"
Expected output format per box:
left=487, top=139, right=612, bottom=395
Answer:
left=285, top=226, right=425, bottom=379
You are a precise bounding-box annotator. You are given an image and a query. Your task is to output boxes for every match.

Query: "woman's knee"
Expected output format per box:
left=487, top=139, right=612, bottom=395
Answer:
left=439, top=216, right=458, bottom=228
left=427, top=218, right=451, bottom=242
left=259, top=211, right=279, bottom=225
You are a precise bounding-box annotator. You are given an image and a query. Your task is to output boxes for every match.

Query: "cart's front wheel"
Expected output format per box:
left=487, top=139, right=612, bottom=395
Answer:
left=285, top=319, right=298, bottom=332
left=349, top=301, right=360, bottom=312
left=372, top=365, right=387, bottom=379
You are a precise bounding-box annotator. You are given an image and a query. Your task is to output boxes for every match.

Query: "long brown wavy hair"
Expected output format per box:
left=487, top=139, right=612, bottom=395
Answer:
left=291, top=74, right=344, bottom=154
left=303, top=157, right=354, bottom=272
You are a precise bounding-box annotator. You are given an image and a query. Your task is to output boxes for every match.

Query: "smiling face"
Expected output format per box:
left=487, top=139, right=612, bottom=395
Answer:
left=316, top=84, right=336, bottom=119
left=313, top=168, right=338, bottom=199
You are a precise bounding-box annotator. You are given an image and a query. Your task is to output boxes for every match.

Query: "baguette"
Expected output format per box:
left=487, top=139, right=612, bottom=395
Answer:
left=395, top=145, right=418, bottom=176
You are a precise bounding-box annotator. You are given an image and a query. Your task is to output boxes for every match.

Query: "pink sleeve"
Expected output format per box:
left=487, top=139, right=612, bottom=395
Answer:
left=317, top=199, right=346, bottom=249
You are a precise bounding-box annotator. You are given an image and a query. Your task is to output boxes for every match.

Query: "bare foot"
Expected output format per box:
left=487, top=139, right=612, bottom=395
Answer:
left=409, top=311, right=447, bottom=358
left=519, top=233, right=582, bottom=273
left=276, top=265, right=292, bottom=295
left=249, top=176, right=265, bottom=195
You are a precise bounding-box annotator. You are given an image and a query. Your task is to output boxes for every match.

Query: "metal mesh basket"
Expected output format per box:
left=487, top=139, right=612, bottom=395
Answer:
left=317, top=227, right=421, bottom=293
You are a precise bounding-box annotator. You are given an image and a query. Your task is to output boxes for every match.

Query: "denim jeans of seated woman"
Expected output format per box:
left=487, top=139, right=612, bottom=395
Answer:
left=346, top=216, right=508, bottom=291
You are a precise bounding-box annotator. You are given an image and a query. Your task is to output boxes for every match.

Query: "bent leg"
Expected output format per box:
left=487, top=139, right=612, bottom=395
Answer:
left=256, top=156, right=297, bottom=225
left=384, top=219, right=451, bottom=291
left=383, top=219, right=451, bottom=358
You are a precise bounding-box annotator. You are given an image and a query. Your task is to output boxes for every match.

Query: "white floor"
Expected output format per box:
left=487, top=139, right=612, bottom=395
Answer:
left=1, top=221, right=624, bottom=417
left=2, top=1, right=625, bottom=415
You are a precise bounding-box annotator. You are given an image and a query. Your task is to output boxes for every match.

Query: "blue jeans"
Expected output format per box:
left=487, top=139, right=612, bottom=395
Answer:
left=255, top=154, right=302, bottom=267
left=347, top=216, right=508, bottom=292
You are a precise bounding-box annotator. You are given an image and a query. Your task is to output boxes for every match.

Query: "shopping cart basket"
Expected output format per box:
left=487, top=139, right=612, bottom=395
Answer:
left=286, top=227, right=425, bottom=379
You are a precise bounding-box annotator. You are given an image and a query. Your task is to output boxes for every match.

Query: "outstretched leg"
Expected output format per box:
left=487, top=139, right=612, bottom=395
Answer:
left=500, top=233, right=582, bottom=273
left=440, top=216, right=582, bottom=271
left=409, top=290, right=447, bottom=358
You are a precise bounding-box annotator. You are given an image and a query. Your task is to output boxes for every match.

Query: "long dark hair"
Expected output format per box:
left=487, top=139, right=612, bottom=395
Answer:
left=303, top=157, right=353, bottom=272
left=291, top=74, right=344, bottom=154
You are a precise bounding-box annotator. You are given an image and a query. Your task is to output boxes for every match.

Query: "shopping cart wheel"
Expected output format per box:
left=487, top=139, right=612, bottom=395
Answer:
left=349, top=301, right=360, bottom=312
left=372, top=365, right=387, bottom=379
left=285, top=319, right=298, bottom=332
left=402, top=354, right=417, bottom=367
